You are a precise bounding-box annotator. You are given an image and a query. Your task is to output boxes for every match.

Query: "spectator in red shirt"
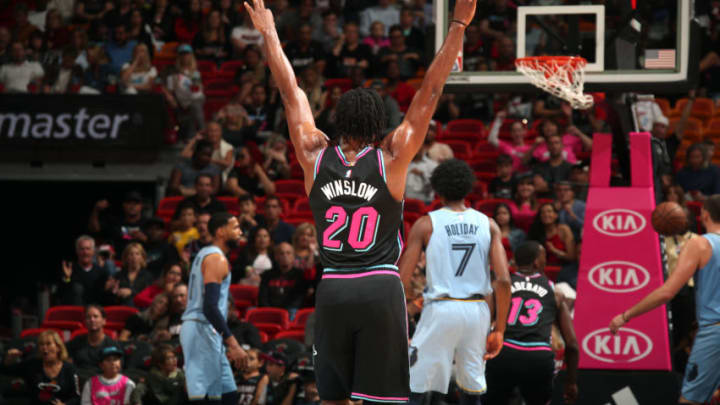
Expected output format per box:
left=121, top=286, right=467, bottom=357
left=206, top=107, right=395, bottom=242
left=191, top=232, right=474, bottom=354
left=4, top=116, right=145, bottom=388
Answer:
left=174, top=0, right=203, bottom=44
left=134, top=262, right=186, bottom=308
left=385, top=60, right=416, bottom=113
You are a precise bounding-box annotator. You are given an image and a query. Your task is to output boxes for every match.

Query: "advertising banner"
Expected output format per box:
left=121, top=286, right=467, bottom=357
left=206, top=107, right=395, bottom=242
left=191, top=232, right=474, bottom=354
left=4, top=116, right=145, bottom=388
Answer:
left=574, top=132, right=672, bottom=370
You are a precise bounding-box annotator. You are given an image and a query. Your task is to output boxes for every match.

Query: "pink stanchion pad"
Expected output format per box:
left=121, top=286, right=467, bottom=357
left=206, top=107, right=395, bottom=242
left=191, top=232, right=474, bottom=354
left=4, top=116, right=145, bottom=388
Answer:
left=574, top=132, right=672, bottom=370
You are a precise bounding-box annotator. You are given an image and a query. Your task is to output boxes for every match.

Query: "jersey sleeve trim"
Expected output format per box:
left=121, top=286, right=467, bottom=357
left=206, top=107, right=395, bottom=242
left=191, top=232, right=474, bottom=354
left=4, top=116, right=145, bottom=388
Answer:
left=377, top=149, right=387, bottom=183
left=313, top=147, right=327, bottom=180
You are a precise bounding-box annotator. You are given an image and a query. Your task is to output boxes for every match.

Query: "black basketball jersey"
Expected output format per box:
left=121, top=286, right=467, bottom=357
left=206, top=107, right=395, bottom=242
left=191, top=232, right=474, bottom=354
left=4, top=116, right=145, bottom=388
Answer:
left=309, top=145, right=403, bottom=272
left=236, top=373, right=263, bottom=405
left=504, top=272, right=557, bottom=345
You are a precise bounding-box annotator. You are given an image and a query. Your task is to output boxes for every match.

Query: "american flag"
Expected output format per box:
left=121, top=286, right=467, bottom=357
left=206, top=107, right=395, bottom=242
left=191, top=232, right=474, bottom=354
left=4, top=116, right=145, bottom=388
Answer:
left=644, top=49, right=676, bottom=69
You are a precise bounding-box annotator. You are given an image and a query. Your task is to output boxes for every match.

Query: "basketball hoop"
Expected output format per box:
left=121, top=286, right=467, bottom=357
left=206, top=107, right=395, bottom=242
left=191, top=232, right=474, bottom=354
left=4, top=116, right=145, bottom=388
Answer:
left=515, top=56, right=594, bottom=110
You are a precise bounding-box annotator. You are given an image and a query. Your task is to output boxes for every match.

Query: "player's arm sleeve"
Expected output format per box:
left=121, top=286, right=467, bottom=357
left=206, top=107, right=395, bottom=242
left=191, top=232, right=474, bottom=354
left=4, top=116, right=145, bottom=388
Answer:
left=202, top=282, right=233, bottom=340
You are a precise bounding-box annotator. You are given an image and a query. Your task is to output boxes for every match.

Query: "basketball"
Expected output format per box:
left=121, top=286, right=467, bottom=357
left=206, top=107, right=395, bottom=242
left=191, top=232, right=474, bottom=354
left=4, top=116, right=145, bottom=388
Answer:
left=652, top=202, right=688, bottom=236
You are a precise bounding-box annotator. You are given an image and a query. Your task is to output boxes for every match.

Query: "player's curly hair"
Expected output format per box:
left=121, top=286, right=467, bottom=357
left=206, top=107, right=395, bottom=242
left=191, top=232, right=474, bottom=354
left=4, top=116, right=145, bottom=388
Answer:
left=333, top=88, right=386, bottom=146
left=430, top=159, right=476, bottom=202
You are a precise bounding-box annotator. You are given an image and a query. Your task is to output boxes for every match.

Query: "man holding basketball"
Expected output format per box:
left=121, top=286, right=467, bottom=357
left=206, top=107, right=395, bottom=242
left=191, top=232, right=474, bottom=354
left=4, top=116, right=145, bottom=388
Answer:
left=609, top=195, right=720, bottom=405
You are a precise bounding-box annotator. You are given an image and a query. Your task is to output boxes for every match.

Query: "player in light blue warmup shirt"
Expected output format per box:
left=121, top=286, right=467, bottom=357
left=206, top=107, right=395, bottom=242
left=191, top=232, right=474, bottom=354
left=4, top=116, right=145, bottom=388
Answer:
left=610, top=195, right=720, bottom=405
left=181, top=212, right=248, bottom=405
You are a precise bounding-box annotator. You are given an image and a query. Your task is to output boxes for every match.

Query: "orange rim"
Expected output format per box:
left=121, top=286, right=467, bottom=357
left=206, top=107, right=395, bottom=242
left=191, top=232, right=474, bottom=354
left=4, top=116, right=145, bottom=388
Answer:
left=515, top=56, right=587, bottom=72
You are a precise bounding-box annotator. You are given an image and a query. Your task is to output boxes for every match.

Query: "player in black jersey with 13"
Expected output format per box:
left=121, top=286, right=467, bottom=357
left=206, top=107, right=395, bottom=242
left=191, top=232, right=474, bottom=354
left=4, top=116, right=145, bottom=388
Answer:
left=483, top=241, right=579, bottom=405
left=243, top=0, right=478, bottom=402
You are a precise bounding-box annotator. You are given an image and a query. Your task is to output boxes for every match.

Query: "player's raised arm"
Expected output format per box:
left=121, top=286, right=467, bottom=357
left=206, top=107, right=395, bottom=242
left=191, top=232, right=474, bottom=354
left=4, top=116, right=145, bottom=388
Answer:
left=382, top=0, right=475, bottom=192
left=244, top=0, right=327, bottom=187
left=485, top=219, right=511, bottom=360
left=398, top=216, right=432, bottom=293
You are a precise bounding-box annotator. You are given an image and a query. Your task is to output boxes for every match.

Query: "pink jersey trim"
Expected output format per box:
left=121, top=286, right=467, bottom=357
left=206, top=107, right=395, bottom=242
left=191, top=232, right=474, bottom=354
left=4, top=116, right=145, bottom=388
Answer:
left=351, top=392, right=409, bottom=401
left=322, top=270, right=400, bottom=279
left=503, top=341, right=552, bottom=352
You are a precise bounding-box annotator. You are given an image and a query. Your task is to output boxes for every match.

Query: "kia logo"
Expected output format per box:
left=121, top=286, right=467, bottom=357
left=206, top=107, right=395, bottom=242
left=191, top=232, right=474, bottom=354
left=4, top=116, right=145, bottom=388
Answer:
left=588, top=261, right=651, bottom=293
left=581, top=327, right=653, bottom=363
left=592, top=209, right=646, bottom=237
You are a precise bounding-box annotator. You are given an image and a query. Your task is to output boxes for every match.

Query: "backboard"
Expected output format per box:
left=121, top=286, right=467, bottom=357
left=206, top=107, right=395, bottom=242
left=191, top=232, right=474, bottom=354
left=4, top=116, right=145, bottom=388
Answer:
left=436, top=0, right=699, bottom=93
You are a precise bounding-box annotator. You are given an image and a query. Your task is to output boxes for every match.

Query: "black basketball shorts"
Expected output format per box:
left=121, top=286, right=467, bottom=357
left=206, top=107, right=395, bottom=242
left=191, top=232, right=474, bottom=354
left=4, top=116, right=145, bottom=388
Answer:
left=483, top=344, right=555, bottom=405
left=313, top=272, right=409, bottom=403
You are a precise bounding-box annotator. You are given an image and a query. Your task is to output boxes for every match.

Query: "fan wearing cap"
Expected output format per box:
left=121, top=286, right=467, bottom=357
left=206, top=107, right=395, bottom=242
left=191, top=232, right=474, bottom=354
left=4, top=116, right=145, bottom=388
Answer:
left=88, top=191, right=149, bottom=254
left=164, top=44, right=205, bottom=141
left=80, top=346, right=136, bottom=405
left=262, top=351, right=300, bottom=405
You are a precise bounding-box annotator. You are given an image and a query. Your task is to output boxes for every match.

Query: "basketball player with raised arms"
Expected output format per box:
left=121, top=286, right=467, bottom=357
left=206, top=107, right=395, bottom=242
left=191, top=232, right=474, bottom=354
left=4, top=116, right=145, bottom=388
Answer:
left=610, top=195, right=720, bottom=405
left=181, top=212, right=248, bottom=405
left=484, top=241, right=578, bottom=405
left=243, top=0, right=477, bottom=402
left=398, top=159, right=511, bottom=405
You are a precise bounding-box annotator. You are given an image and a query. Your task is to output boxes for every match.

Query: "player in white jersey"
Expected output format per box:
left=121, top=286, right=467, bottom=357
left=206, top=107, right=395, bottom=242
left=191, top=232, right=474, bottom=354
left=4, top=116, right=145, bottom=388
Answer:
left=399, top=159, right=511, bottom=405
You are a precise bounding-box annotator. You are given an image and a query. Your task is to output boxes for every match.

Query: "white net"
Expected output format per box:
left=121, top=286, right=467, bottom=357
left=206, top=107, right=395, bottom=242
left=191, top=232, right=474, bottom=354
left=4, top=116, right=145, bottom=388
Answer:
left=516, top=56, right=594, bottom=110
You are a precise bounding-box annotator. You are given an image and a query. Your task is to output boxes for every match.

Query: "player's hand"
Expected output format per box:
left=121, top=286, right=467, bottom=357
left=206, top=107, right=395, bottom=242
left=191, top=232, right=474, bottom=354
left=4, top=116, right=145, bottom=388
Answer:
left=483, top=331, right=503, bottom=360
left=227, top=343, right=249, bottom=370
left=564, top=382, right=578, bottom=404
left=452, top=0, right=476, bottom=26
left=609, top=313, right=626, bottom=334
left=244, top=0, right=276, bottom=35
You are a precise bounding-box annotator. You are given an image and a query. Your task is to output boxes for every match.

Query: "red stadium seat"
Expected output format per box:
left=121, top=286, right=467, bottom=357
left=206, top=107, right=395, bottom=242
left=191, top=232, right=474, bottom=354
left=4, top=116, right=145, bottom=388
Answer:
left=246, top=308, right=290, bottom=329
left=43, top=306, right=84, bottom=323
left=104, top=321, right=126, bottom=331
left=544, top=266, right=561, bottom=282
left=446, top=119, right=485, bottom=135
left=275, top=180, right=306, bottom=195
left=468, top=158, right=496, bottom=173
left=253, top=323, right=283, bottom=340
left=70, top=328, right=117, bottom=341
left=474, top=199, right=512, bottom=216
left=219, top=60, right=245, bottom=73
left=104, top=306, right=139, bottom=324
left=324, top=78, right=352, bottom=93
left=197, top=60, right=217, bottom=74
left=443, top=140, right=472, bottom=160
left=404, top=198, right=426, bottom=213
left=217, top=196, right=238, bottom=213
left=230, top=285, right=259, bottom=306
left=20, top=328, right=64, bottom=339
left=274, top=192, right=303, bottom=207
left=290, top=308, right=315, bottom=330
left=157, top=196, right=184, bottom=213
left=274, top=330, right=305, bottom=343
left=290, top=161, right=304, bottom=178
left=40, top=320, right=85, bottom=331
left=292, top=198, right=311, bottom=216
left=258, top=331, right=269, bottom=343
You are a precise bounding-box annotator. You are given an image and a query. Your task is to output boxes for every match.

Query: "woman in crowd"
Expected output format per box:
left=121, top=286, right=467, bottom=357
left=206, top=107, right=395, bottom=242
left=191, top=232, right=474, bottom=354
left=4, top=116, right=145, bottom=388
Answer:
left=487, top=110, right=532, bottom=171
left=362, top=21, right=389, bottom=55
left=226, top=146, right=276, bottom=197
left=292, top=223, right=318, bottom=271
left=234, top=227, right=273, bottom=286
left=262, top=134, right=291, bottom=181
left=493, top=203, right=526, bottom=262
left=128, top=9, right=154, bottom=55
left=121, top=43, right=157, bottom=94
left=1, top=330, right=80, bottom=405
left=528, top=203, right=577, bottom=285
left=149, top=0, right=175, bottom=43
left=163, top=44, right=205, bottom=140
left=106, top=243, right=154, bottom=306
left=193, top=9, right=231, bottom=63
left=315, top=85, right=342, bottom=135
left=134, top=262, right=185, bottom=308
left=299, top=66, right=326, bottom=117
left=508, top=173, right=539, bottom=219
left=120, top=293, right=170, bottom=342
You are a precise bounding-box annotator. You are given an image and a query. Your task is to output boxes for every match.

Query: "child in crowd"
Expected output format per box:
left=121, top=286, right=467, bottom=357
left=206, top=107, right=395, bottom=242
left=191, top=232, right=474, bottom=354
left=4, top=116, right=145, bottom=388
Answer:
left=169, top=203, right=199, bottom=256
left=132, top=343, right=186, bottom=405
left=262, top=351, right=299, bottom=405
left=238, top=194, right=266, bottom=243
left=81, top=346, right=136, bottom=405
left=236, top=348, right=269, bottom=405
